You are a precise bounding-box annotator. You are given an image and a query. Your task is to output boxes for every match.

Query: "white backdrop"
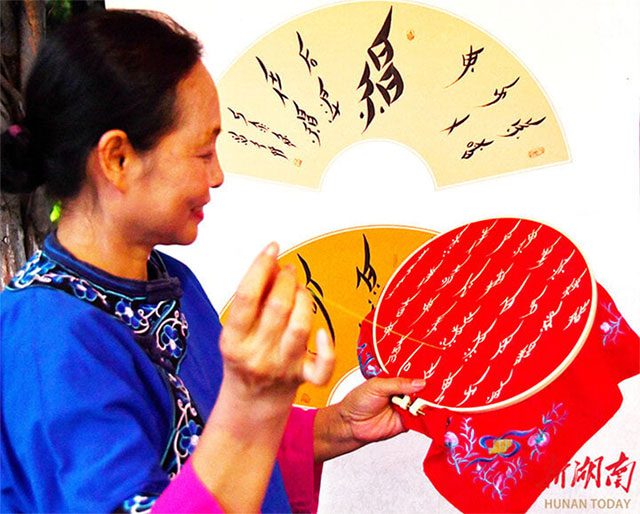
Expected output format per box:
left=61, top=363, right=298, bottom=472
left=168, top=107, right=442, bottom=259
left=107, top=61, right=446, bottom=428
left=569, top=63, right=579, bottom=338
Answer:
left=107, top=1, right=639, bottom=512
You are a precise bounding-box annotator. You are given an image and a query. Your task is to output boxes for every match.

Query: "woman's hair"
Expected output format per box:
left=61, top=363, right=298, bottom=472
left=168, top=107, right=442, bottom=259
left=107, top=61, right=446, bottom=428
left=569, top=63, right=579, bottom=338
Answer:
left=1, top=9, right=202, bottom=199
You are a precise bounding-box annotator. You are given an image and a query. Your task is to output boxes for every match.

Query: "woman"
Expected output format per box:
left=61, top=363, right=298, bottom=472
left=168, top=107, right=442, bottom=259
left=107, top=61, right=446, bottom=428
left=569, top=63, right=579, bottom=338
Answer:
left=0, top=9, right=426, bottom=513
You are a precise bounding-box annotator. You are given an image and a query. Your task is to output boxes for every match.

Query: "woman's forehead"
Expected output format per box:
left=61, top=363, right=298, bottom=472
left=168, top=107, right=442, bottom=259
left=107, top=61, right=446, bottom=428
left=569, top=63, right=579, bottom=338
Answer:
left=174, top=62, right=220, bottom=142
left=178, top=61, right=218, bottom=106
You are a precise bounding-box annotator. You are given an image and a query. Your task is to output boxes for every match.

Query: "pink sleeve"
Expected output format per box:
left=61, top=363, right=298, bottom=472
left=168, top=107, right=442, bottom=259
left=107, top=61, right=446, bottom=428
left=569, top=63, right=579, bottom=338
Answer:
left=151, top=407, right=322, bottom=513
left=151, top=458, right=223, bottom=513
left=278, top=407, right=323, bottom=514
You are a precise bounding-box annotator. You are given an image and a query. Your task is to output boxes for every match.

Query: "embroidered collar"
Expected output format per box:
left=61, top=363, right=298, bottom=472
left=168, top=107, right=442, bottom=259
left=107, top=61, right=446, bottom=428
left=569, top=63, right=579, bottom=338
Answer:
left=8, top=234, right=186, bottom=374
left=43, top=233, right=183, bottom=301
left=7, top=233, right=205, bottom=483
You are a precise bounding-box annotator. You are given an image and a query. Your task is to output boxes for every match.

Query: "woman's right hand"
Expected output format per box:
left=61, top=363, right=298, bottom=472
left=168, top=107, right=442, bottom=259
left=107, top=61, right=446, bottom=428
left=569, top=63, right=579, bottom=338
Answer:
left=192, top=243, right=334, bottom=511
left=219, top=241, right=334, bottom=407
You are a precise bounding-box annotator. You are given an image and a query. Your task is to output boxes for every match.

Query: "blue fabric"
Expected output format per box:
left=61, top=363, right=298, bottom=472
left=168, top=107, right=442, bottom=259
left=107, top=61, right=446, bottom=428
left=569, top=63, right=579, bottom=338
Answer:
left=1, top=234, right=291, bottom=513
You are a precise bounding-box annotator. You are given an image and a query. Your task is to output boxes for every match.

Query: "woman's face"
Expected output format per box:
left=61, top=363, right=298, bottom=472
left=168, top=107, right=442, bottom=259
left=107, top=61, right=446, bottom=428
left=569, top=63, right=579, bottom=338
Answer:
left=127, top=60, right=224, bottom=248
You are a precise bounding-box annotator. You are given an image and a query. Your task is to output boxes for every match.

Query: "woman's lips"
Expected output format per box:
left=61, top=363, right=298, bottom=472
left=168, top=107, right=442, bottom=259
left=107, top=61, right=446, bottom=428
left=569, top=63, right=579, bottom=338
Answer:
left=191, top=206, right=205, bottom=221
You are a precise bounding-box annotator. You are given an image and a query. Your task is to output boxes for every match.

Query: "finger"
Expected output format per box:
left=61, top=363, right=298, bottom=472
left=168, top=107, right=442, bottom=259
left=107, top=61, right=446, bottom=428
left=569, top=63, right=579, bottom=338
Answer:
left=302, top=329, right=335, bottom=386
left=225, top=242, right=279, bottom=336
left=255, top=265, right=298, bottom=342
left=365, top=376, right=427, bottom=399
left=279, top=287, right=313, bottom=362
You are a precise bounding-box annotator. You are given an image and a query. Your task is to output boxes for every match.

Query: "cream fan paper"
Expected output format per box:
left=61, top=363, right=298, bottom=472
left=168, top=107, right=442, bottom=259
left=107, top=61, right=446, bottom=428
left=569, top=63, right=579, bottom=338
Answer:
left=217, top=1, right=568, bottom=188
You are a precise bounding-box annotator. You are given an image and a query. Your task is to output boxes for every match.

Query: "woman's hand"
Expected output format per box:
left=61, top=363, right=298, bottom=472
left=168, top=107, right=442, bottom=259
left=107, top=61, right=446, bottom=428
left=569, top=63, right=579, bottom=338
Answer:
left=313, top=377, right=426, bottom=462
left=192, top=243, right=334, bottom=512
left=220, top=242, right=334, bottom=406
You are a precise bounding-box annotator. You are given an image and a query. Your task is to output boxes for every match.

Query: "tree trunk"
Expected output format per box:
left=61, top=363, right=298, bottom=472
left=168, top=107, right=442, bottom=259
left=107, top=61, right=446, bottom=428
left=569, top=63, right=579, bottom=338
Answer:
left=1, top=0, right=51, bottom=290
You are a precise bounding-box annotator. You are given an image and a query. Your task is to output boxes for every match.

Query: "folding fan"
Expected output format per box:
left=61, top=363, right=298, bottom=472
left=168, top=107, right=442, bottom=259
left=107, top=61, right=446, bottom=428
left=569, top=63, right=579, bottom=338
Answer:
left=217, top=1, right=568, bottom=188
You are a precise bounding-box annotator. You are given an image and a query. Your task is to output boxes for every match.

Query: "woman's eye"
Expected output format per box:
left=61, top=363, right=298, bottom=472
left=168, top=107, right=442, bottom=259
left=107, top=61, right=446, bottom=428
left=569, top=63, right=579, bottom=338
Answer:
left=198, top=153, right=214, bottom=161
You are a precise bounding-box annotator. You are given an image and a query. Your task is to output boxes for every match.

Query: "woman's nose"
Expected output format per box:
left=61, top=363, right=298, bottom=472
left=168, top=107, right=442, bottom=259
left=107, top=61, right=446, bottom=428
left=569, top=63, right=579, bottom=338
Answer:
left=209, top=152, right=224, bottom=188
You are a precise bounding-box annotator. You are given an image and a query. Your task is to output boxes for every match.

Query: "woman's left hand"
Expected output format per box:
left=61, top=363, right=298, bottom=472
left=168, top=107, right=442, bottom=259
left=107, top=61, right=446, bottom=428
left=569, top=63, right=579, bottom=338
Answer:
left=313, top=377, right=426, bottom=462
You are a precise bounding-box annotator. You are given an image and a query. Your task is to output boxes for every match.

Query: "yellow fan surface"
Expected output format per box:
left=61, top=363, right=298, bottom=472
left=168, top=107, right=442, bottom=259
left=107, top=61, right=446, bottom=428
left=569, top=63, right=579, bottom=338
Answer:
left=220, top=225, right=437, bottom=408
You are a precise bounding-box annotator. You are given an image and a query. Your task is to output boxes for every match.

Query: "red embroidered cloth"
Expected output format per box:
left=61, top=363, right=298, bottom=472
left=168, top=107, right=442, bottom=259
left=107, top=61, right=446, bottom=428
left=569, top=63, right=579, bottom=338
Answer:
left=357, top=218, right=639, bottom=513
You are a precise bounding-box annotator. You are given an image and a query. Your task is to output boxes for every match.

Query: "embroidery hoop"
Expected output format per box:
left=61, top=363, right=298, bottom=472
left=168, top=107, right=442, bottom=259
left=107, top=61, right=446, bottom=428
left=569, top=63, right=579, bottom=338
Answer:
left=371, top=217, right=597, bottom=413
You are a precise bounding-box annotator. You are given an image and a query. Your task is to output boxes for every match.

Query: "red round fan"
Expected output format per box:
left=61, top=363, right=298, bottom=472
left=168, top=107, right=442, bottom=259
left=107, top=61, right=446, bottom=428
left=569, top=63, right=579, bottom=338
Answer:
left=370, top=218, right=596, bottom=412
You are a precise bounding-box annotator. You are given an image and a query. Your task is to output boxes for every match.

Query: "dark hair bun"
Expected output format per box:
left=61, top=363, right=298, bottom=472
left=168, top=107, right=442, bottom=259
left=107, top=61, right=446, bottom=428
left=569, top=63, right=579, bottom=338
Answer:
left=1, top=126, right=43, bottom=194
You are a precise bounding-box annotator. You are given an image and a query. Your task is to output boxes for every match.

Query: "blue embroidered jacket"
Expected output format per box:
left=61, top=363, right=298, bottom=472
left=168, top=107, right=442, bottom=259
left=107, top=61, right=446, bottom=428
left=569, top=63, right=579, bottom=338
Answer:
left=0, top=234, right=291, bottom=513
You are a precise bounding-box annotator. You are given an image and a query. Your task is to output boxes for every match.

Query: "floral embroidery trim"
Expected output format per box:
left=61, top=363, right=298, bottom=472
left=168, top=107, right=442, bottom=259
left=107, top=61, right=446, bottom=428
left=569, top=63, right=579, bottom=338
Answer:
left=358, top=341, right=382, bottom=378
left=444, top=402, right=567, bottom=500
left=600, top=302, right=625, bottom=346
left=8, top=250, right=205, bottom=508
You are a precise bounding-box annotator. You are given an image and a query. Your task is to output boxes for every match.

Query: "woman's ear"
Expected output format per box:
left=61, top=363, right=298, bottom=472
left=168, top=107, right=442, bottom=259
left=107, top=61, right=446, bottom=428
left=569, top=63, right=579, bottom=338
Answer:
left=95, top=129, right=137, bottom=192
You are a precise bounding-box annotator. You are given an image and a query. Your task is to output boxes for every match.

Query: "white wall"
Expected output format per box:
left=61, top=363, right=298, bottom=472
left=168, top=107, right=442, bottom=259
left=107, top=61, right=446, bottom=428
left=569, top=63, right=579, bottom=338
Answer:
left=107, top=1, right=639, bottom=511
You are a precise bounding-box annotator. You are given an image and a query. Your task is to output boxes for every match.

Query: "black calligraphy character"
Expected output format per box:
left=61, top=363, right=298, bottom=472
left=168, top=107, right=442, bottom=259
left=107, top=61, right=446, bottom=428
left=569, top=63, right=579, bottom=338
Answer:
left=356, top=234, right=381, bottom=311
left=480, top=77, right=520, bottom=107
left=319, top=77, right=340, bottom=122
left=272, top=132, right=297, bottom=148
left=357, top=7, right=404, bottom=132
left=228, top=131, right=248, bottom=145
left=297, top=254, right=336, bottom=343
left=294, top=101, right=321, bottom=146
left=448, top=45, right=484, bottom=87
left=461, top=138, right=493, bottom=159
left=297, top=31, right=317, bottom=74
left=256, top=57, right=288, bottom=106
left=368, top=7, right=403, bottom=109
left=248, top=120, right=270, bottom=133
left=442, top=114, right=471, bottom=135
left=356, top=234, right=379, bottom=293
left=500, top=116, right=546, bottom=138
left=267, top=146, right=287, bottom=159
left=256, top=56, right=281, bottom=89
left=227, top=108, right=247, bottom=125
